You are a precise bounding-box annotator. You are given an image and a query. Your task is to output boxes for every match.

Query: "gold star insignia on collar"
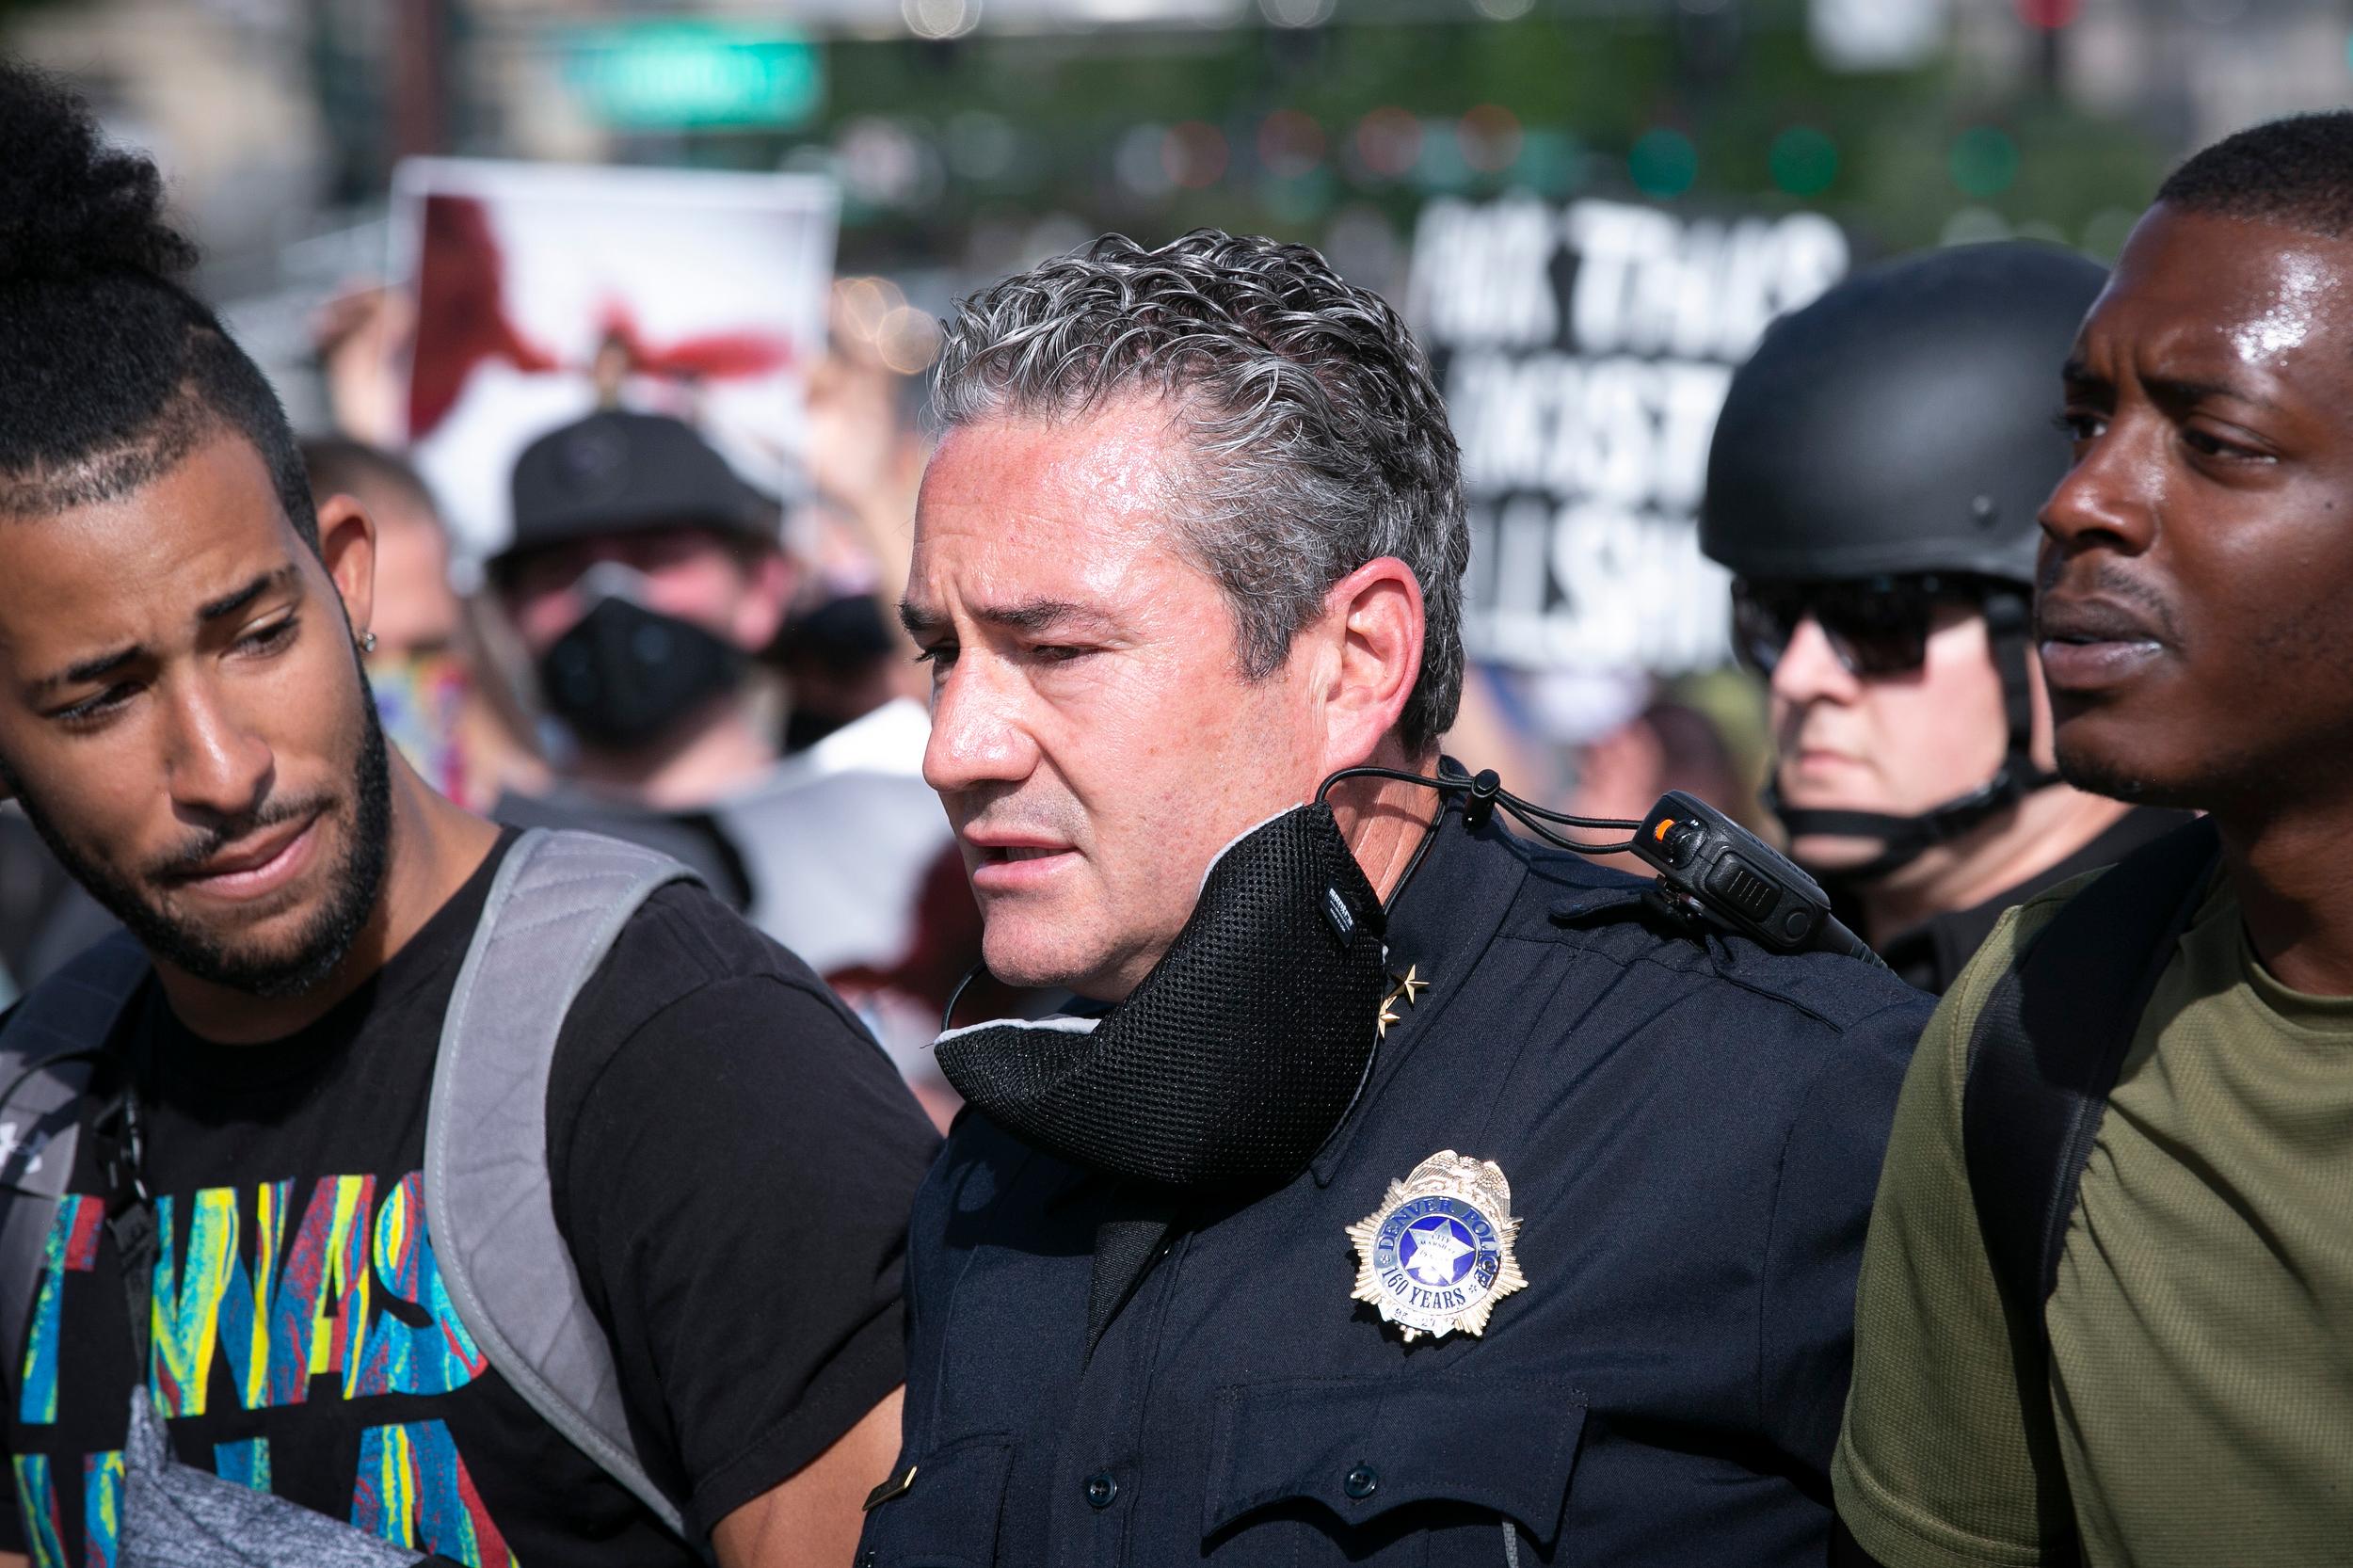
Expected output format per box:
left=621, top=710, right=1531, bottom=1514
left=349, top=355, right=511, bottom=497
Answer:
left=1374, top=966, right=1431, bottom=1039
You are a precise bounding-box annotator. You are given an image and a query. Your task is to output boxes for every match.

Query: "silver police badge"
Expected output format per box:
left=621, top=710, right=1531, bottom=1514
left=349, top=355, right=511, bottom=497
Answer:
left=1346, top=1150, right=1527, bottom=1342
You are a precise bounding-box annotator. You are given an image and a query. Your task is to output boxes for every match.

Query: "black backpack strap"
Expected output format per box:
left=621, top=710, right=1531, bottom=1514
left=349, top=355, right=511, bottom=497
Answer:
left=1960, top=816, right=2221, bottom=1560
left=1963, top=817, right=2221, bottom=1311
left=0, top=932, right=150, bottom=1383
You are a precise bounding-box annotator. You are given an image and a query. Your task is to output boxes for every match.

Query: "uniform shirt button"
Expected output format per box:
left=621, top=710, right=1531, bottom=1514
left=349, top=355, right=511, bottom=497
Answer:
left=857, top=1552, right=877, bottom=1568
left=1084, top=1471, right=1119, bottom=1509
left=1343, top=1464, right=1378, bottom=1500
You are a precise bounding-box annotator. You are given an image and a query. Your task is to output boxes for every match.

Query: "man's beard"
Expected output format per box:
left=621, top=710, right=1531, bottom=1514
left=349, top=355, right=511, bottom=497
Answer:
left=10, top=685, right=393, bottom=1000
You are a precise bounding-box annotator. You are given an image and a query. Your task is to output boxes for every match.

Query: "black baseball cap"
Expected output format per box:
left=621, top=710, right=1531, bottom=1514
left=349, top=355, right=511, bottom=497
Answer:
left=494, top=408, right=777, bottom=571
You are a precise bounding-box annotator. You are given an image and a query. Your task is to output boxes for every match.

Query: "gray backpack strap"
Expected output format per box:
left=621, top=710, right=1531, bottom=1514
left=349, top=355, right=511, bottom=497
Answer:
left=424, top=830, right=698, bottom=1539
left=0, top=931, right=149, bottom=1380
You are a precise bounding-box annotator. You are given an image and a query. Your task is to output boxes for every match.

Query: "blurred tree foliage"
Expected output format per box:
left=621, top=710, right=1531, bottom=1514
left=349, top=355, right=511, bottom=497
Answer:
left=760, top=6, right=2166, bottom=271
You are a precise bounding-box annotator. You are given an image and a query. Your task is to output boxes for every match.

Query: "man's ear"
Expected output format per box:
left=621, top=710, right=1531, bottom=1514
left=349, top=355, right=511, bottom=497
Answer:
left=315, top=493, right=378, bottom=651
left=1318, top=556, right=1426, bottom=775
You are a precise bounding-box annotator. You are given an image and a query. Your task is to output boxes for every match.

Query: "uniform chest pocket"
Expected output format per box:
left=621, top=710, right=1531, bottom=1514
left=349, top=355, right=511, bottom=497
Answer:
left=1202, top=1373, right=1586, bottom=1567
left=856, top=1433, right=1016, bottom=1568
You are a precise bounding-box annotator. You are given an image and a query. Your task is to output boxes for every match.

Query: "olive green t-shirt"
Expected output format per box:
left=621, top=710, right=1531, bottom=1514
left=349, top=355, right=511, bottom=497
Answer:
left=1833, top=869, right=2353, bottom=1568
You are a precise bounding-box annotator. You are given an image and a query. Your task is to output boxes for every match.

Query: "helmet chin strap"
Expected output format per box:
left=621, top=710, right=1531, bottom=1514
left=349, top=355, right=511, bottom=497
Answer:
left=1771, top=588, right=2060, bottom=886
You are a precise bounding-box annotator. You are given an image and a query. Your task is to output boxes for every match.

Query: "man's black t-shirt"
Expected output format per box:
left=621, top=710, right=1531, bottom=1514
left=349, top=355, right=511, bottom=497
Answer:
left=0, top=830, right=940, bottom=1567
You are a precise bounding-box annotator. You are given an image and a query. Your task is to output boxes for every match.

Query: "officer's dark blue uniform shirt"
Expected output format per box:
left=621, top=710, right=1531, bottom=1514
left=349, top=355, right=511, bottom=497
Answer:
left=862, top=793, right=1932, bottom=1567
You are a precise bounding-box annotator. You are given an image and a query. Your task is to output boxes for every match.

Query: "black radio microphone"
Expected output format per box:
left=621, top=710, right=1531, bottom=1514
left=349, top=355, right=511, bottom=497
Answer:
left=1317, top=768, right=1884, bottom=969
left=1629, top=790, right=1880, bottom=966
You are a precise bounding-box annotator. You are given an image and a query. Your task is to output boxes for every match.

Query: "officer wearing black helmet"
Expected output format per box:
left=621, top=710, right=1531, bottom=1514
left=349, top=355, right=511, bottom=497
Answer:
left=1701, top=243, right=2193, bottom=992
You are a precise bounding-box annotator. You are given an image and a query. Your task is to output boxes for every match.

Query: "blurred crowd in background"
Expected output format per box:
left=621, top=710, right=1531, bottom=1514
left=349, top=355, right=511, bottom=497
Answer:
left=0, top=0, right=2337, bottom=1113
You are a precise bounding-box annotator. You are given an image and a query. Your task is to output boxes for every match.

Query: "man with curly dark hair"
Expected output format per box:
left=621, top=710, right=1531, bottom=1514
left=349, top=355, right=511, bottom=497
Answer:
left=0, top=62, right=935, bottom=1568
left=861, top=230, right=1929, bottom=1567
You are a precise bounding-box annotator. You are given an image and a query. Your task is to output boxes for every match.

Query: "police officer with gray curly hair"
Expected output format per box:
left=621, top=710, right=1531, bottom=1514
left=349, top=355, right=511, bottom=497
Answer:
left=859, top=230, right=1930, bottom=1568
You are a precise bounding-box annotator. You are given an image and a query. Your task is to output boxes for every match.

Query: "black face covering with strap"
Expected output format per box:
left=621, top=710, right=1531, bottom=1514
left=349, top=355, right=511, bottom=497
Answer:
left=934, top=803, right=1391, bottom=1197
left=537, top=590, right=747, bottom=752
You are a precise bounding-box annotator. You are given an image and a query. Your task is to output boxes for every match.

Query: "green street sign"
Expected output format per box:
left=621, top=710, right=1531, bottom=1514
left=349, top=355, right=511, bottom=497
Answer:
left=560, top=22, right=823, bottom=130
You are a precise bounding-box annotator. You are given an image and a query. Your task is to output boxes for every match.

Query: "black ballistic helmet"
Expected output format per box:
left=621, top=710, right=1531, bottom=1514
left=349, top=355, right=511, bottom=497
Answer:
left=1702, top=241, right=2107, bottom=585
left=1703, top=242, right=2108, bottom=881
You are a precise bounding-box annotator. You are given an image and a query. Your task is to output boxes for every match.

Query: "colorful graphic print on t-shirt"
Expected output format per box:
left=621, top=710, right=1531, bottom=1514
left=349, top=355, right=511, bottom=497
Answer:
left=12, top=1172, right=515, bottom=1568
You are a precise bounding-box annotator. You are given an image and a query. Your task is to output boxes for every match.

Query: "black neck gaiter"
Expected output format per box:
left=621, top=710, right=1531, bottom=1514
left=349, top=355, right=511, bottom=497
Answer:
left=934, top=803, right=1390, bottom=1197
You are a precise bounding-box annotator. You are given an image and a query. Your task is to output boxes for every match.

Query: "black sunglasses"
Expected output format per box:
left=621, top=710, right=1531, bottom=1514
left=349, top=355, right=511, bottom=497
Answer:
left=1731, top=574, right=1988, bottom=679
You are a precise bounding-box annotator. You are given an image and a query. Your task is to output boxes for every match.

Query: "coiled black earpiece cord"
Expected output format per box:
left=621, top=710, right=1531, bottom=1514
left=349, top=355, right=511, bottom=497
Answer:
left=1316, top=764, right=1640, bottom=856
left=941, top=762, right=1876, bottom=1032
left=1321, top=763, right=1884, bottom=968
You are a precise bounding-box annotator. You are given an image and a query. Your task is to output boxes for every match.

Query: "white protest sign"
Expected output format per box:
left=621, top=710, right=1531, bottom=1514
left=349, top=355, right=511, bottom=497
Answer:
left=392, top=158, right=839, bottom=561
left=1408, top=196, right=1849, bottom=673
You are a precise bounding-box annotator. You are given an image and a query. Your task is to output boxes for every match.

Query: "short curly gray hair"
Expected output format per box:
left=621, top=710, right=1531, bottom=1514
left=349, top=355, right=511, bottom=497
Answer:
left=932, top=229, right=1470, bottom=755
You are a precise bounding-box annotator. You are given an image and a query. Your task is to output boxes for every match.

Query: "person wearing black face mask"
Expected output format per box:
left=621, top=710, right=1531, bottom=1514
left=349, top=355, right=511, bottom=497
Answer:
left=859, top=231, right=1931, bottom=1568
left=488, top=411, right=971, bottom=1116
left=1702, top=244, right=2194, bottom=994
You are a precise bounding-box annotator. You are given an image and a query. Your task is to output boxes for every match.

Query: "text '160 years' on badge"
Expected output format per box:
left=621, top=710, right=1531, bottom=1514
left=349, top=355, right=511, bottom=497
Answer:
left=1347, top=1150, right=1526, bottom=1342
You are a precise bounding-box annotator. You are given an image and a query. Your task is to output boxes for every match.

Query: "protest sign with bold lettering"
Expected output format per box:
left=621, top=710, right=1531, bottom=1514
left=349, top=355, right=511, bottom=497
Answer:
left=1408, top=197, right=1849, bottom=673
